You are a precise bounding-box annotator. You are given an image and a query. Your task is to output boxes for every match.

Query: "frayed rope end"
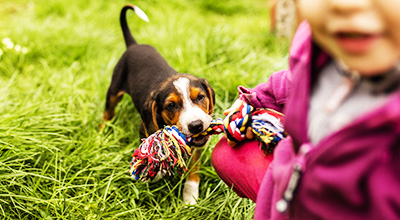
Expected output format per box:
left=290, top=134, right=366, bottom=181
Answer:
left=129, top=126, right=191, bottom=182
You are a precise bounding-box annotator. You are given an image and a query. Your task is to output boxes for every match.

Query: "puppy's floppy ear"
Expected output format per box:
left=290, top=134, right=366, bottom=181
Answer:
left=151, top=101, right=159, bottom=131
left=201, top=78, right=215, bottom=115
left=143, top=92, right=161, bottom=136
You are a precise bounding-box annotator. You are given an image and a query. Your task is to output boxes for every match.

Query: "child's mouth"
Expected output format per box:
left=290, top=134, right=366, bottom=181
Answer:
left=337, top=32, right=371, bottom=39
left=335, top=32, right=381, bottom=54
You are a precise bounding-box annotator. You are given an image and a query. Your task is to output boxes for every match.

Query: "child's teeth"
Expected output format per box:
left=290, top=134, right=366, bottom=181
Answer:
left=349, top=33, right=363, bottom=37
left=342, top=33, right=366, bottom=38
left=337, top=32, right=367, bottom=38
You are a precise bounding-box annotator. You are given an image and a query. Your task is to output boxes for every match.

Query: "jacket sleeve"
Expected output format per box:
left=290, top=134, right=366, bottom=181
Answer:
left=237, top=68, right=292, bottom=113
left=237, top=21, right=315, bottom=113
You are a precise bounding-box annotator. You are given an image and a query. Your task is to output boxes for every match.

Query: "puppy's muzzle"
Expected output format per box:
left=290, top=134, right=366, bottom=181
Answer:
left=187, top=120, right=210, bottom=147
left=188, top=120, right=204, bottom=135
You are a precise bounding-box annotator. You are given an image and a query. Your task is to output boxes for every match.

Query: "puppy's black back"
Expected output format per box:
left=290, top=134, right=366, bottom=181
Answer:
left=110, top=44, right=177, bottom=113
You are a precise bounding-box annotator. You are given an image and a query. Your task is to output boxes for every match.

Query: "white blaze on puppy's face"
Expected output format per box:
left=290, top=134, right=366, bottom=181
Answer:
left=173, top=77, right=212, bottom=136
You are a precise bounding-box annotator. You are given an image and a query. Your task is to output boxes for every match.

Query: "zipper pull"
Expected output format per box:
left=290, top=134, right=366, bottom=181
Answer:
left=276, top=143, right=311, bottom=213
left=276, top=163, right=302, bottom=213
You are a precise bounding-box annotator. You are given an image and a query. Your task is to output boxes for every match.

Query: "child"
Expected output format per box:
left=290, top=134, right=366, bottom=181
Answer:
left=211, top=0, right=400, bottom=219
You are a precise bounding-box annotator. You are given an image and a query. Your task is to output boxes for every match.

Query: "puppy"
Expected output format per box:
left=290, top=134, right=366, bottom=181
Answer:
left=102, top=4, right=215, bottom=205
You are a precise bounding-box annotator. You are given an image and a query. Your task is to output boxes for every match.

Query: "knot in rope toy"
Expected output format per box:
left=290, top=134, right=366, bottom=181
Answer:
left=130, top=103, right=285, bottom=182
left=222, top=103, right=285, bottom=153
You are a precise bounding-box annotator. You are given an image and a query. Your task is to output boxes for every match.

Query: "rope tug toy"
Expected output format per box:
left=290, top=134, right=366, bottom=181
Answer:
left=129, top=103, right=285, bottom=182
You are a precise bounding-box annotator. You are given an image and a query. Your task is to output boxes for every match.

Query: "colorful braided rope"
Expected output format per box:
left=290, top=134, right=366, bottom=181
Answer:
left=130, top=103, right=285, bottom=182
left=222, top=104, right=285, bottom=154
left=129, top=126, right=191, bottom=181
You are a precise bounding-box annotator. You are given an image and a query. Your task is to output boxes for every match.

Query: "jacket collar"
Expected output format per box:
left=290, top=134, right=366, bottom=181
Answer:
left=283, top=22, right=329, bottom=151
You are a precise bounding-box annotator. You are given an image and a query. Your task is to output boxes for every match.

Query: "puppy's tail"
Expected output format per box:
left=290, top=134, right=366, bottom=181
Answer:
left=120, top=4, right=149, bottom=48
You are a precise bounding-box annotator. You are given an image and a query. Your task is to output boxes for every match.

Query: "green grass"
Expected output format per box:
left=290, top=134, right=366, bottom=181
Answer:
left=0, top=0, right=289, bottom=219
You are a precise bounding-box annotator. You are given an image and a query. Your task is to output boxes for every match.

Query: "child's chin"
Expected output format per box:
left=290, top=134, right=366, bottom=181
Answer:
left=340, top=54, right=399, bottom=76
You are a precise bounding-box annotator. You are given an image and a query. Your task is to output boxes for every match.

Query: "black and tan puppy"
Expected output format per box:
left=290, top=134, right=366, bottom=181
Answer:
left=102, top=4, right=215, bottom=205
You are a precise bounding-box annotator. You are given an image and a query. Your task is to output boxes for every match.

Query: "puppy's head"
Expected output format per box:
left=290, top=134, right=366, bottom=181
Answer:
left=144, top=74, right=215, bottom=147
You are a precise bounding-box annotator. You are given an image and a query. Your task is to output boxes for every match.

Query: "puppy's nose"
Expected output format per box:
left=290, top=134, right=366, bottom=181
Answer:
left=188, top=120, right=204, bottom=134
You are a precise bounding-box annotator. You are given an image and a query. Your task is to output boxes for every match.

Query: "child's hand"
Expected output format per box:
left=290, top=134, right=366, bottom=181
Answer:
left=223, top=99, right=255, bottom=147
left=223, top=99, right=245, bottom=116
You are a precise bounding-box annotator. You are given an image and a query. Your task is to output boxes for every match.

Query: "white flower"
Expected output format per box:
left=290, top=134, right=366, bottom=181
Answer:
left=22, top=47, right=28, bottom=54
left=15, top=44, right=21, bottom=52
left=2, top=37, right=14, bottom=49
left=28, top=1, right=35, bottom=9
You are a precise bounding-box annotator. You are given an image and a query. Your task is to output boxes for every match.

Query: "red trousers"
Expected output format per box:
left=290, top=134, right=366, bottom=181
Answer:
left=211, top=137, right=273, bottom=202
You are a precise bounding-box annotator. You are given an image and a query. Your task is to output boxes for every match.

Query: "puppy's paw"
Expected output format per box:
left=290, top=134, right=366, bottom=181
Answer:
left=150, top=170, right=166, bottom=183
left=183, top=180, right=199, bottom=206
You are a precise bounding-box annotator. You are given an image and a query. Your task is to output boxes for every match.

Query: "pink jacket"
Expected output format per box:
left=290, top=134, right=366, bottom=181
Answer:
left=239, top=22, right=400, bottom=220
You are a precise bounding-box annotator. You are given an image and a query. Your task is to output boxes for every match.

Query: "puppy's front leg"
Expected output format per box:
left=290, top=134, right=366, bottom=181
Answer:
left=183, top=148, right=202, bottom=205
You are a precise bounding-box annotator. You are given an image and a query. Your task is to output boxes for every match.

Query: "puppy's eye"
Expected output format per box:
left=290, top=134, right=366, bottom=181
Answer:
left=197, top=94, right=205, bottom=102
left=166, top=102, right=176, bottom=111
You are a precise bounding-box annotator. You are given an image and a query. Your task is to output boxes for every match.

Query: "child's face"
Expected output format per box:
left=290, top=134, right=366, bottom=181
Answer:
left=297, top=0, right=400, bottom=75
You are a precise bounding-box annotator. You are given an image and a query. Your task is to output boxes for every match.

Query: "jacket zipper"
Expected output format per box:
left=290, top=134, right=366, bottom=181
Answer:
left=276, top=143, right=312, bottom=213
